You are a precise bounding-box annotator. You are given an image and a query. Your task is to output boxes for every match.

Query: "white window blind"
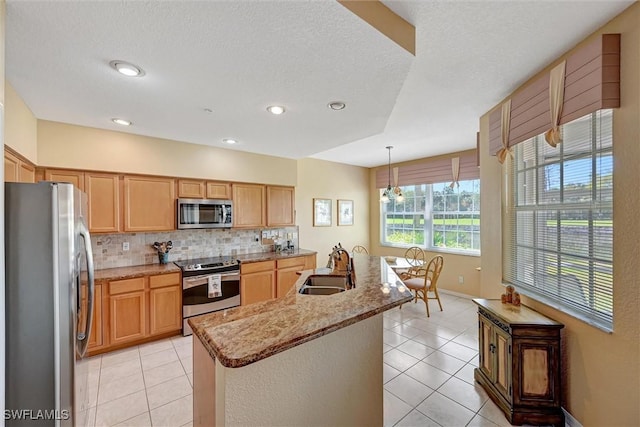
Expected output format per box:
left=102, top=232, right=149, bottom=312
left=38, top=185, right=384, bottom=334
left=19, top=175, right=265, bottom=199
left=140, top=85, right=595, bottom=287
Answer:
left=505, top=110, right=613, bottom=330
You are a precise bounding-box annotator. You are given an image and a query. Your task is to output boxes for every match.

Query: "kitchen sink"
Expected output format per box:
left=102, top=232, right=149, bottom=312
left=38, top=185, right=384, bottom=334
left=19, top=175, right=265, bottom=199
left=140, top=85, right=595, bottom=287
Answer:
left=299, top=275, right=350, bottom=295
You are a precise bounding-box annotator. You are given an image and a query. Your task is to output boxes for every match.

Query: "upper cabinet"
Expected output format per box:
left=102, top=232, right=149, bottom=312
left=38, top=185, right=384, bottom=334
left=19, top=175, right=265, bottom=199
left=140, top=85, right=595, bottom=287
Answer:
left=5, top=149, right=35, bottom=183
left=178, top=179, right=205, bottom=199
left=267, top=186, right=295, bottom=227
left=206, top=181, right=231, bottom=199
left=85, top=173, right=120, bottom=233
left=45, top=169, right=85, bottom=191
left=178, top=179, right=231, bottom=200
left=232, top=183, right=266, bottom=228
left=123, top=176, right=176, bottom=231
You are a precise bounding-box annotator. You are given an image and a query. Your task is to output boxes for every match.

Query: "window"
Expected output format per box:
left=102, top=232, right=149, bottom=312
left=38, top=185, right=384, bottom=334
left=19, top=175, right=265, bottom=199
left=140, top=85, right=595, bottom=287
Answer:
left=381, top=179, right=480, bottom=254
left=505, top=110, right=613, bottom=330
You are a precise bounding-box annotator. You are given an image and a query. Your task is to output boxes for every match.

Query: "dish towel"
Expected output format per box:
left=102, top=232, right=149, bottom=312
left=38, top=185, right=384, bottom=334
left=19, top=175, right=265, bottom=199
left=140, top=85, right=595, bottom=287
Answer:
left=208, top=274, right=222, bottom=298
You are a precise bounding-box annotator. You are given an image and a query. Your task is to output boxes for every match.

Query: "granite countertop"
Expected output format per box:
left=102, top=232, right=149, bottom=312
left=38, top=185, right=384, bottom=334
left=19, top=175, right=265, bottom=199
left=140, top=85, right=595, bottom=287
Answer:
left=235, top=248, right=317, bottom=264
left=189, top=254, right=413, bottom=368
left=94, top=263, right=180, bottom=284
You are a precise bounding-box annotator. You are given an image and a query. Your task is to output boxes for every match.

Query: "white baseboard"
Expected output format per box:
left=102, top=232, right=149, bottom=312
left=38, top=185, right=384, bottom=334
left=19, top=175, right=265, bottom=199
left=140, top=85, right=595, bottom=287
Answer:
left=563, top=407, right=583, bottom=427
left=438, top=288, right=475, bottom=299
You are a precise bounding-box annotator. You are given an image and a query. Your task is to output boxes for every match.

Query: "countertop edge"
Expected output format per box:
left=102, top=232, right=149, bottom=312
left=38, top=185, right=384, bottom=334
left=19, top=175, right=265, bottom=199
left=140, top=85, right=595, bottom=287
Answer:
left=192, top=295, right=411, bottom=368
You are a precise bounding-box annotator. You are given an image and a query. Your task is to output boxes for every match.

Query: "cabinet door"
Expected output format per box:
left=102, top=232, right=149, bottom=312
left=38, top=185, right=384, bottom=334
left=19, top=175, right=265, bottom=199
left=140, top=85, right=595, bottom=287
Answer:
left=18, top=162, right=35, bottom=183
left=240, top=271, right=275, bottom=306
left=206, top=181, right=231, bottom=199
left=178, top=179, right=205, bottom=198
left=494, top=327, right=512, bottom=402
left=88, top=284, right=103, bottom=349
left=276, top=257, right=305, bottom=298
left=304, top=254, right=317, bottom=270
left=85, top=173, right=120, bottom=233
left=123, top=176, right=176, bottom=231
left=150, top=286, right=182, bottom=335
left=478, top=316, right=494, bottom=381
left=232, top=184, right=265, bottom=228
left=110, top=291, right=146, bottom=345
left=45, top=169, right=85, bottom=191
left=516, top=340, right=559, bottom=406
left=267, top=186, right=295, bottom=226
left=4, top=151, right=20, bottom=182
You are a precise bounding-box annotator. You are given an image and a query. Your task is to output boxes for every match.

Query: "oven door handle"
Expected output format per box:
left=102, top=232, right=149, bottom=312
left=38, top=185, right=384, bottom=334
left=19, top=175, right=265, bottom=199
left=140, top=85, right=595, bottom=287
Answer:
left=183, top=273, right=239, bottom=290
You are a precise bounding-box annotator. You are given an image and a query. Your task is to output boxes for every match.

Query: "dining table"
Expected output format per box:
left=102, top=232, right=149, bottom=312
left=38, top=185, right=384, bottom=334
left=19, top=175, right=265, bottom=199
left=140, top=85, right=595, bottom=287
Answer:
left=383, top=256, right=424, bottom=275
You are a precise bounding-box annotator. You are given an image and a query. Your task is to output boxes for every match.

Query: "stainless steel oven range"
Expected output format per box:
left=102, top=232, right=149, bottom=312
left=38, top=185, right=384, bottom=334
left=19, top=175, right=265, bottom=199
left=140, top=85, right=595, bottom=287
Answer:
left=174, top=256, right=240, bottom=336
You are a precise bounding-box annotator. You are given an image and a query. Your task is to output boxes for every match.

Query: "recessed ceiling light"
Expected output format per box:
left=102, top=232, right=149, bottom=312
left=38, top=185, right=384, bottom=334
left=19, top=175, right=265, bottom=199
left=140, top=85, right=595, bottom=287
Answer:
left=328, top=101, right=346, bottom=110
left=204, top=108, right=213, bottom=114
left=112, top=118, right=132, bottom=126
left=222, top=138, right=237, bottom=145
left=267, top=105, right=286, bottom=115
left=109, top=60, right=145, bottom=77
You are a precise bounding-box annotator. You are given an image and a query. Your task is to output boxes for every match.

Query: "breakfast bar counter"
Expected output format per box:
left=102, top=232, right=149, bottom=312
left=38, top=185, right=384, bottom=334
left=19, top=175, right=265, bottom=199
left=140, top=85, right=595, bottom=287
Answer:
left=188, top=254, right=412, bottom=427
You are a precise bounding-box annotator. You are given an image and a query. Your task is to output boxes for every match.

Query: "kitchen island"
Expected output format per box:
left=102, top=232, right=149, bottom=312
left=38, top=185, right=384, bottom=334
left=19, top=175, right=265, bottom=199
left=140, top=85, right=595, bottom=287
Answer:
left=189, top=254, right=412, bottom=427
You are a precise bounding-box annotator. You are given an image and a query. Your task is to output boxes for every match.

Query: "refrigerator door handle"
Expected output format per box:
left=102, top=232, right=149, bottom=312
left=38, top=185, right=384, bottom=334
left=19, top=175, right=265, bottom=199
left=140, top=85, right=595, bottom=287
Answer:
left=77, top=220, right=95, bottom=357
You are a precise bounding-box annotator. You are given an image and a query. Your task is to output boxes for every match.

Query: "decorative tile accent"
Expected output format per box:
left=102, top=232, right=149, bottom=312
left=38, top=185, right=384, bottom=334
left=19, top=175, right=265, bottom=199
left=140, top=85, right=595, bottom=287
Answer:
left=91, top=227, right=298, bottom=270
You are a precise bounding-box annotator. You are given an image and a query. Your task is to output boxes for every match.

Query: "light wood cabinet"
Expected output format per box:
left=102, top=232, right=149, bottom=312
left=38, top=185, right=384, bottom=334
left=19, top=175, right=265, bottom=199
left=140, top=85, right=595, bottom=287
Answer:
left=232, top=183, right=266, bottom=228
left=88, top=284, right=103, bottom=350
left=85, top=173, right=120, bottom=233
left=473, top=299, right=564, bottom=426
left=123, top=175, right=176, bottom=231
left=178, top=179, right=206, bottom=198
left=276, top=257, right=306, bottom=298
left=150, top=285, right=182, bottom=335
left=110, top=290, right=146, bottom=345
left=45, top=169, right=85, bottom=191
left=5, top=149, right=35, bottom=183
left=207, top=181, right=231, bottom=199
left=240, top=260, right=275, bottom=305
left=304, top=254, right=317, bottom=270
left=267, top=185, right=295, bottom=226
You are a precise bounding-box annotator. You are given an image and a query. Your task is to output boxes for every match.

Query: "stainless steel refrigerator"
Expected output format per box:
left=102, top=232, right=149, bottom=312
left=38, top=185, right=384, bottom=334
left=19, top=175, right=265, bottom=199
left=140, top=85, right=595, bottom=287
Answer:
left=5, top=182, right=95, bottom=426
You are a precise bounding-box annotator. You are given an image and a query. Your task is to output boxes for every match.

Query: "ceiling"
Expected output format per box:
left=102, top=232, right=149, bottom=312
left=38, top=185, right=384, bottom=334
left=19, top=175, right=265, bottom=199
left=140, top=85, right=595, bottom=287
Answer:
left=5, top=1, right=634, bottom=168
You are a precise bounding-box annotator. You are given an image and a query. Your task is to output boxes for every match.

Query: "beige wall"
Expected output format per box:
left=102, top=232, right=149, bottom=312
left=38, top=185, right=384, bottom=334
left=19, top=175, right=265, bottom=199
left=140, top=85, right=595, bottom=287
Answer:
left=4, top=82, right=37, bottom=162
left=479, top=4, right=640, bottom=426
left=1, top=0, right=6, bottom=416
left=296, top=158, right=370, bottom=267
left=37, top=120, right=297, bottom=185
left=368, top=151, right=481, bottom=297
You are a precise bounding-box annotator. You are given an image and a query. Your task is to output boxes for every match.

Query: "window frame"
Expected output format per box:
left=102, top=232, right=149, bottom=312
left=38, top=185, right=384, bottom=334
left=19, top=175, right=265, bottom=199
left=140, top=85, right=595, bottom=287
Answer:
left=504, top=110, right=613, bottom=332
left=380, top=179, right=481, bottom=256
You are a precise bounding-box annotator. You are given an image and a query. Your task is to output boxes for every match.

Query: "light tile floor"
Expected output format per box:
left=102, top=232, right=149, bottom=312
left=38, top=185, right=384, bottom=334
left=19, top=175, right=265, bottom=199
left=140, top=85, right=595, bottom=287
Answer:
left=87, top=292, right=513, bottom=427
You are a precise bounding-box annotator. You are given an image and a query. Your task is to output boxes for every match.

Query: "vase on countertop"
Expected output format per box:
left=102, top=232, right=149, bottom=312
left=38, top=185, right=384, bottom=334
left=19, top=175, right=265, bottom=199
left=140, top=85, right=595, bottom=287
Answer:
left=158, top=252, right=169, bottom=264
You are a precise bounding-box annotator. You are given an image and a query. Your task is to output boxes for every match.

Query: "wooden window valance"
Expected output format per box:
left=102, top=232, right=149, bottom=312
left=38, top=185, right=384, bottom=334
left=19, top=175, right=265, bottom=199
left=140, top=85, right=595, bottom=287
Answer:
left=489, top=33, right=620, bottom=157
left=375, top=150, right=479, bottom=188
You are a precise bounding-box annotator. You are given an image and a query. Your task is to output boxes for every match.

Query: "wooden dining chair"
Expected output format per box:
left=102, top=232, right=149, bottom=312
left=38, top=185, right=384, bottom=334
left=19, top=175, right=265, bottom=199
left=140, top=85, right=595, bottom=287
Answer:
left=400, top=255, right=444, bottom=317
left=351, top=245, right=369, bottom=255
left=404, top=246, right=425, bottom=266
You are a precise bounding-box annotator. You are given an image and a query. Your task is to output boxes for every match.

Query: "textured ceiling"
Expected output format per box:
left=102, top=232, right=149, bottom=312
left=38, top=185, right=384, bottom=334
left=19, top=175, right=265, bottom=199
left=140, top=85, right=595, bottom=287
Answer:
left=5, top=0, right=634, bottom=168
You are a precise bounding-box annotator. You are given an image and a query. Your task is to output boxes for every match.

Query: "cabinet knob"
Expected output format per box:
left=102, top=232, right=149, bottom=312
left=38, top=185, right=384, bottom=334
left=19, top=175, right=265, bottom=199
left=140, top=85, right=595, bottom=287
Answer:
left=489, top=343, right=496, bottom=353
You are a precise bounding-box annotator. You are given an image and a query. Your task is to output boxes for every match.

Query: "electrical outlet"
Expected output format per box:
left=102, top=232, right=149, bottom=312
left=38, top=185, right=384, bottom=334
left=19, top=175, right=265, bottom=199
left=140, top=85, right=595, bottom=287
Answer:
left=458, top=275, right=464, bottom=284
left=122, top=242, right=129, bottom=251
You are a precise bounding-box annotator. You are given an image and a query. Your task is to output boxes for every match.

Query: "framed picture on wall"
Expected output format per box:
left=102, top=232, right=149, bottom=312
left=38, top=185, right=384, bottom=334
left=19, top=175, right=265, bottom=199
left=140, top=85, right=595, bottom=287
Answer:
left=337, top=199, right=354, bottom=226
left=313, top=198, right=332, bottom=227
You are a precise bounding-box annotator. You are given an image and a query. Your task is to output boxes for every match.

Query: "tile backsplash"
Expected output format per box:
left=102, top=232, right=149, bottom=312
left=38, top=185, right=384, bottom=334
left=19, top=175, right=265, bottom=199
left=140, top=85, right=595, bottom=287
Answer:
left=91, top=227, right=299, bottom=270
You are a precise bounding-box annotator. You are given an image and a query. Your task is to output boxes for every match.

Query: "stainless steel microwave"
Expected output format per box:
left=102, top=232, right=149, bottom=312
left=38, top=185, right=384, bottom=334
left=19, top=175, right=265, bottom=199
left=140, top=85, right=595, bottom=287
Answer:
left=177, top=198, right=233, bottom=229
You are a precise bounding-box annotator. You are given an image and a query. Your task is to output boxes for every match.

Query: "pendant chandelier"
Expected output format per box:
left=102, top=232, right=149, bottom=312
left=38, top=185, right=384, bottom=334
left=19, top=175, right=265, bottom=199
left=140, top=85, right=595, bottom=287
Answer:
left=380, top=146, right=404, bottom=203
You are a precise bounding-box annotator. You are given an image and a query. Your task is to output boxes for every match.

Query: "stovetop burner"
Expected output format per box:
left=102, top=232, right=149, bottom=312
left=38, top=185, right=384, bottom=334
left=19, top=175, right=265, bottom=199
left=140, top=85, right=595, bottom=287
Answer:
left=174, top=256, right=239, bottom=273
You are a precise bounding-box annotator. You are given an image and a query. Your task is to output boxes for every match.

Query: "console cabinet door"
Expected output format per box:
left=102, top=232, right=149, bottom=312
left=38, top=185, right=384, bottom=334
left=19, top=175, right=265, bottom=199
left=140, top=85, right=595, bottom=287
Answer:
left=232, top=183, right=265, bottom=228
left=124, top=176, right=176, bottom=231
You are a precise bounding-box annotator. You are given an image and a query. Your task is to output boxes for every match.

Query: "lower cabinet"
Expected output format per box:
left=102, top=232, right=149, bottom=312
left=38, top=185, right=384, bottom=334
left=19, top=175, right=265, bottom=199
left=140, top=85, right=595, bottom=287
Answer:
left=241, top=254, right=318, bottom=305
left=276, top=257, right=306, bottom=298
left=88, top=271, right=182, bottom=356
left=473, top=299, right=564, bottom=426
left=240, top=261, right=275, bottom=306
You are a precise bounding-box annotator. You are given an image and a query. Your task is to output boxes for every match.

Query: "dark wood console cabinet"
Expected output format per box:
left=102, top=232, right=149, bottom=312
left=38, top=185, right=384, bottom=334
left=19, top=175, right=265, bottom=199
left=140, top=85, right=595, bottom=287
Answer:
left=472, top=299, right=564, bottom=426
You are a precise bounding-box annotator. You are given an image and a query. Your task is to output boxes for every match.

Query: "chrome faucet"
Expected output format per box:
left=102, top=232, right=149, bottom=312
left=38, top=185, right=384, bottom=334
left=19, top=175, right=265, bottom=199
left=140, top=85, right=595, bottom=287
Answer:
left=327, top=244, right=355, bottom=289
